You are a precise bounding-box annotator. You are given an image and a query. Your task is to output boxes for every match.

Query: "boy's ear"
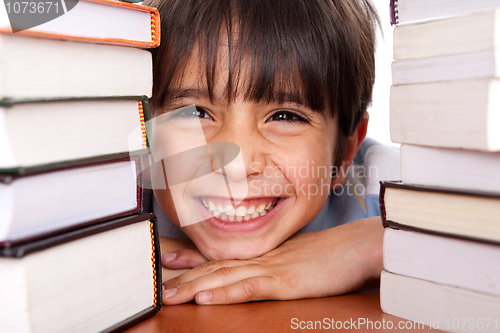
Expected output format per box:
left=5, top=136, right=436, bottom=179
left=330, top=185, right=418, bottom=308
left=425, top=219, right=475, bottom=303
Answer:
left=331, top=112, right=369, bottom=189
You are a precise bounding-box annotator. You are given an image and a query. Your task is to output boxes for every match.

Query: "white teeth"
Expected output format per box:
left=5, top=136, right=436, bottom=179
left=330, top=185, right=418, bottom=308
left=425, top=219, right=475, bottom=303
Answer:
left=235, top=206, right=247, bottom=217
left=202, top=198, right=279, bottom=222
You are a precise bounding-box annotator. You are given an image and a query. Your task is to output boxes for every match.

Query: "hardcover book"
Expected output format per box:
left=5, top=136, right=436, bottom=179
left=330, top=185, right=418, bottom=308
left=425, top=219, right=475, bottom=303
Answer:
left=0, top=0, right=160, bottom=48
left=0, top=213, right=162, bottom=333
left=384, top=228, right=500, bottom=297
left=390, top=78, right=500, bottom=151
left=379, top=181, right=500, bottom=244
left=0, top=156, right=144, bottom=246
left=393, top=10, right=500, bottom=60
left=0, top=97, right=150, bottom=171
left=0, top=34, right=152, bottom=101
left=400, top=144, right=500, bottom=193
left=392, top=49, right=500, bottom=85
left=390, top=0, right=500, bottom=25
left=381, top=271, right=500, bottom=333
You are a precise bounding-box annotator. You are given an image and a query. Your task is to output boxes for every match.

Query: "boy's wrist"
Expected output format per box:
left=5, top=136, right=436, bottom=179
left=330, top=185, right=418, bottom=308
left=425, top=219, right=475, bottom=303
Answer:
left=366, top=217, right=384, bottom=281
left=352, top=217, right=384, bottom=282
left=159, top=236, right=199, bottom=283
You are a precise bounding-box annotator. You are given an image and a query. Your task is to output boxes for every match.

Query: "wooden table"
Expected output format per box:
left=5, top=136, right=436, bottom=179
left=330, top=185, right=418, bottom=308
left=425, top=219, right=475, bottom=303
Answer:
left=125, top=280, right=442, bottom=332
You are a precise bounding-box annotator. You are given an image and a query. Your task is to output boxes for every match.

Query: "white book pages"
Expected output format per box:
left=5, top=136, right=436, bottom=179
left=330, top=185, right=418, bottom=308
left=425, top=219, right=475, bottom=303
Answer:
left=392, top=50, right=500, bottom=85
left=400, top=144, right=500, bottom=193
left=394, top=10, right=500, bottom=59
left=1, top=160, right=137, bottom=242
left=0, top=34, right=152, bottom=100
left=384, top=228, right=500, bottom=297
left=381, top=271, right=500, bottom=333
left=390, top=78, right=500, bottom=151
left=396, top=0, right=500, bottom=25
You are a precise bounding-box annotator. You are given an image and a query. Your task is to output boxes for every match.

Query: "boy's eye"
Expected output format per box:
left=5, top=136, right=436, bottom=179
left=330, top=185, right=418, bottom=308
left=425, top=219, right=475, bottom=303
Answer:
left=173, top=106, right=214, bottom=120
left=266, top=110, right=309, bottom=123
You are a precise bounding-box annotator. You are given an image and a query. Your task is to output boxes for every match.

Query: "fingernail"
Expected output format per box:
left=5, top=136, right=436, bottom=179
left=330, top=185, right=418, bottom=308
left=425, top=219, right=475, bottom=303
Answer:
left=162, top=252, right=177, bottom=263
left=198, top=291, right=212, bottom=304
left=163, top=287, right=177, bottom=299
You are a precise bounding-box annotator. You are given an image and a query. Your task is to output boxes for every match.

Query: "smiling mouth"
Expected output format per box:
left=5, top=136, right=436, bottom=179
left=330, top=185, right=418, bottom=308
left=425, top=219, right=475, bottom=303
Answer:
left=200, top=197, right=279, bottom=222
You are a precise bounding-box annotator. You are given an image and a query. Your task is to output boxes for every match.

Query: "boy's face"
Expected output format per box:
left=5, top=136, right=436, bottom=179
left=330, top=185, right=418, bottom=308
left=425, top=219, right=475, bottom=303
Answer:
left=151, top=48, right=342, bottom=260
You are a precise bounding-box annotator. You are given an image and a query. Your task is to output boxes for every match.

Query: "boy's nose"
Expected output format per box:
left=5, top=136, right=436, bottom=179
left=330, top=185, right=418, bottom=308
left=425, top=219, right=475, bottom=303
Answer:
left=210, top=142, right=246, bottom=183
left=210, top=141, right=248, bottom=202
left=209, top=120, right=267, bottom=182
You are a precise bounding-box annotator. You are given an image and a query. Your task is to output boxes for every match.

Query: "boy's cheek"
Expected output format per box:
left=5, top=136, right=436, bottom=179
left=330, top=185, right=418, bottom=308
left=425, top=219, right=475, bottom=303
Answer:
left=282, top=157, right=334, bottom=203
left=153, top=187, right=180, bottom=226
left=150, top=161, right=184, bottom=226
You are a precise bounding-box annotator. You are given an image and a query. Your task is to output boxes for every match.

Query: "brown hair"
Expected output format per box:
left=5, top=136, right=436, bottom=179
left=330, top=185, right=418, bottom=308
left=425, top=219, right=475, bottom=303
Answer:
left=144, top=0, right=379, bottom=168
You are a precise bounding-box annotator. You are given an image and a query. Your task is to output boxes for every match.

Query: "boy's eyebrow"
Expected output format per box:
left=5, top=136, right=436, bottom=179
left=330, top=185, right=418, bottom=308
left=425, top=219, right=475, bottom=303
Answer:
left=167, top=88, right=212, bottom=101
left=267, top=91, right=324, bottom=114
left=268, top=92, right=308, bottom=108
left=165, top=88, right=318, bottom=112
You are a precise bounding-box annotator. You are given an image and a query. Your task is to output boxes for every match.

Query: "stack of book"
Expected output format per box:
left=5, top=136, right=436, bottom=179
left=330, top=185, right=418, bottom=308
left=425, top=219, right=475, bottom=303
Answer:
left=380, top=0, right=500, bottom=331
left=0, top=1, right=161, bottom=332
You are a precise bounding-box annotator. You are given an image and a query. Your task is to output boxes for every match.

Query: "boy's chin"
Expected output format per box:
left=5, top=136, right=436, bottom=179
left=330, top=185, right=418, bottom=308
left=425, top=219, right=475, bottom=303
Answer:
left=196, top=242, right=271, bottom=261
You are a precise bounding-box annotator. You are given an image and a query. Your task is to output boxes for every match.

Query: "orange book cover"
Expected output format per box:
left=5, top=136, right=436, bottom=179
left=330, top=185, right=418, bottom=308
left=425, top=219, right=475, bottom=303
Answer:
left=0, top=0, right=160, bottom=48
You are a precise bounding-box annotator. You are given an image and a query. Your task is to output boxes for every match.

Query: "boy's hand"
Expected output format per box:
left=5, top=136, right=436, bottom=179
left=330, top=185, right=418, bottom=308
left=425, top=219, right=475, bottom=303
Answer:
left=161, top=247, right=208, bottom=269
left=160, top=216, right=383, bottom=304
left=159, top=237, right=208, bottom=282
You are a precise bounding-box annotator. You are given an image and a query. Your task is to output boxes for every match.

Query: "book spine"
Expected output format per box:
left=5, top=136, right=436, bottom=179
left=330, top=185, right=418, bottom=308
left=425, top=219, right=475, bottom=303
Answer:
left=149, top=217, right=160, bottom=308
left=0, top=213, right=154, bottom=257
left=390, top=0, right=399, bottom=26
left=379, top=181, right=389, bottom=228
left=138, top=100, right=148, bottom=149
left=150, top=13, right=160, bottom=48
left=140, top=97, right=152, bottom=151
left=136, top=157, right=143, bottom=211
left=0, top=0, right=161, bottom=48
left=150, top=221, right=158, bottom=307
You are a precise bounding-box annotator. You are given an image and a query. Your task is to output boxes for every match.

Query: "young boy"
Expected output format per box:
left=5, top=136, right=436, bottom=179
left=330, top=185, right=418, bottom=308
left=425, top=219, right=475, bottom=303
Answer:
left=143, top=0, right=399, bottom=305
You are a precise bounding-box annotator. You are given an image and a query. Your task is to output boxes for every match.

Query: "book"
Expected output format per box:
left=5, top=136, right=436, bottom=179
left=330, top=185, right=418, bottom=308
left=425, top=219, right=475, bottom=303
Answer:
left=392, top=49, right=500, bottom=85
left=379, top=181, right=500, bottom=244
left=0, top=0, right=160, bottom=48
left=390, top=0, right=500, bottom=25
left=384, top=228, right=500, bottom=297
left=400, top=144, right=500, bottom=193
left=0, top=97, right=150, bottom=171
left=393, top=10, right=500, bottom=60
left=0, top=213, right=161, bottom=333
left=0, top=157, right=143, bottom=246
left=0, top=34, right=152, bottom=101
left=390, top=78, right=500, bottom=151
left=381, top=271, right=500, bottom=333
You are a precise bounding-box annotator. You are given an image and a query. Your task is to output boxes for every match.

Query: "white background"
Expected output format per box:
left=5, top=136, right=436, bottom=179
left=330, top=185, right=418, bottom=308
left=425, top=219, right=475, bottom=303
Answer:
left=367, top=0, right=397, bottom=147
